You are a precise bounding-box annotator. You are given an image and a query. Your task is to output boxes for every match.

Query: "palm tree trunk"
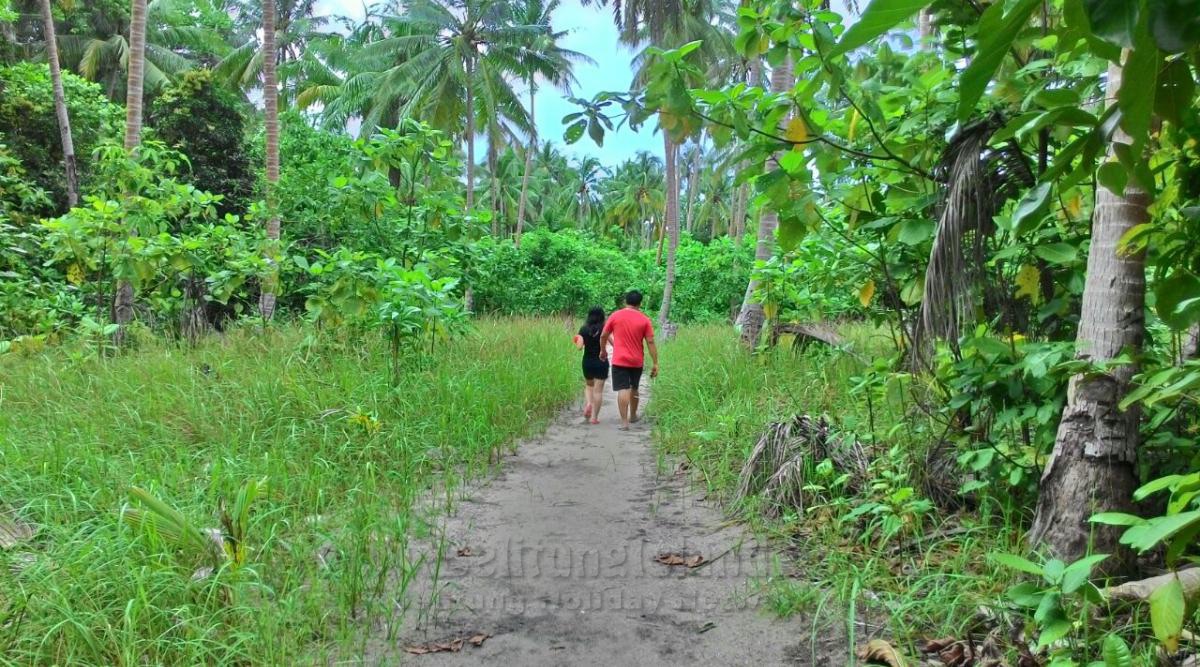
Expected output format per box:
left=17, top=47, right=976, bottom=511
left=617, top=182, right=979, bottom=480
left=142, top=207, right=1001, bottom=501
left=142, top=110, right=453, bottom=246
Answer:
left=259, top=0, right=281, bottom=320
left=113, top=0, right=148, bottom=336
left=684, top=140, right=700, bottom=234
left=487, top=138, right=499, bottom=235
left=659, top=133, right=680, bottom=329
left=737, top=58, right=794, bottom=346
left=918, top=9, right=933, bottom=38
left=515, top=85, right=535, bottom=248
left=1028, top=58, right=1144, bottom=574
left=465, top=58, right=476, bottom=211
left=39, top=0, right=78, bottom=209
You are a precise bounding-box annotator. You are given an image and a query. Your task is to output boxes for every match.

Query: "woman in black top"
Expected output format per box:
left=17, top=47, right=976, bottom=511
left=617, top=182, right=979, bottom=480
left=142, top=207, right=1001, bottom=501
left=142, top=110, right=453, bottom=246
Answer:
left=574, top=306, right=609, bottom=424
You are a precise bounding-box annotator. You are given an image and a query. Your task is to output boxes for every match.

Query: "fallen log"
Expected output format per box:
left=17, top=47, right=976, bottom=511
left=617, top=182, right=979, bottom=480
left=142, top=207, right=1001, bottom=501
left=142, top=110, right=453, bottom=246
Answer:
left=1103, top=567, right=1200, bottom=603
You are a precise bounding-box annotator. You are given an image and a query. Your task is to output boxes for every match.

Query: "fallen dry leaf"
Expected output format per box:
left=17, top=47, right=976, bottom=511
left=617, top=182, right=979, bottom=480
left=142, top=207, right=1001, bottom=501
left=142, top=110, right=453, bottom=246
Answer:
left=919, top=638, right=972, bottom=667
left=467, top=633, right=490, bottom=646
left=654, top=552, right=705, bottom=568
left=403, top=639, right=464, bottom=655
left=857, top=638, right=908, bottom=667
left=0, top=510, right=35, bottom=550
left=457, top=546, right=474, bottom=557
left=404, top=632, right=490, bottom=655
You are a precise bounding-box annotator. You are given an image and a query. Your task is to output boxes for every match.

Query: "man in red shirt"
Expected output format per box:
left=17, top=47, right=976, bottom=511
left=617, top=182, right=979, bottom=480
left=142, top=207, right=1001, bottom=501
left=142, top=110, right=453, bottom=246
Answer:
left=599, top=290, right=659, bottom=430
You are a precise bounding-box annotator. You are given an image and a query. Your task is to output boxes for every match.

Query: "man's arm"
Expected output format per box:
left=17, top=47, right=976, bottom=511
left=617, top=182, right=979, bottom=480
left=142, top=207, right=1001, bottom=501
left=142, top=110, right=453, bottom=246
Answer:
left=647, top=340, right=659, bottom=378
left=599, top=331, right=611, bottom=361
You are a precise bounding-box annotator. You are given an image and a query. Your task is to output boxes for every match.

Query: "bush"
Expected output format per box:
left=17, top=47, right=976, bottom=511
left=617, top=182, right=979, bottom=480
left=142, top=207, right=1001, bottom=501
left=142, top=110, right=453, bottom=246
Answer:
left=0, top=62, right=122, bottom=212
left=149, top=69, right=255, bottom=216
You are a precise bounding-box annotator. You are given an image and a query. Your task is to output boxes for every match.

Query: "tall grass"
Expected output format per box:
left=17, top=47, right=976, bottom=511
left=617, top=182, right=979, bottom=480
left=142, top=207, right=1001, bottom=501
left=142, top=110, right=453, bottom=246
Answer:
left=0, top=318, right=578, bottom=665
left=652, top=325, right=1020, bottom=654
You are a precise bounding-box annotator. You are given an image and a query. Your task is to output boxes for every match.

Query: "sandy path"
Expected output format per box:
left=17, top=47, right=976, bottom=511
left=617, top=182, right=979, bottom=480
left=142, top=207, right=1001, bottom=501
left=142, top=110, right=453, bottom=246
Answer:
left=385, top=383, right=810, bottom=665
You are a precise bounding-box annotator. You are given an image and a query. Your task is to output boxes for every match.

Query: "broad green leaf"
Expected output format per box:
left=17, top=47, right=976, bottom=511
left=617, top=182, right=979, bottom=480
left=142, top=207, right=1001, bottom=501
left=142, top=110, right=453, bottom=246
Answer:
left=1061, top=554, right=1109, bottom=593
left=957, top=0, right=1043, bottom=122
left=1011, top=182, right=1053, bottom=235
left=1135, top=474, right=1185, bottom=500
left=830, top=0, right=933, bottom=57
left=990, top=552, right=1044, bottom=576
left=563, top=120, right=586, bottom=144
left=1154, top=269, right=1200, bottom=330
left=1033, top=242, right=1079, bottom=264
left=1121, top=510, right=1200, bottom=552
left=1147, top=0, right=1200, bottom=52
left=1154, top=59, right=1196, bottom=125
left=1101, top=634, right=1133, bottom=667
left=1090, top=511, right=1146, bottom=526
left=1015, top=264, right=1041, bottom=302
left=1083, top=0, right=1141, bottom=46
left=900, top=276, right=924, bottom=305
left=1149, top=575, right=1186, bottom=652
left=1116, top=31, right=1161, bottom=152
left=897, top=218, right=934, bottom=245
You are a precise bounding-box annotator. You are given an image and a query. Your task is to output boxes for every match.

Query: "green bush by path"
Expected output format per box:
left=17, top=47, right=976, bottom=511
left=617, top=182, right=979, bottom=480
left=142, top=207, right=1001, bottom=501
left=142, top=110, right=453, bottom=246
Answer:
left=0, top=318, right=578, bottom=664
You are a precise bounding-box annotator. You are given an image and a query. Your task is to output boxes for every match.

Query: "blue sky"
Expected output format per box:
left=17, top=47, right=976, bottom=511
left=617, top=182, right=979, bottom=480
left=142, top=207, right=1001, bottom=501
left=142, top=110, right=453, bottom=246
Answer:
left=316, top=0, right=661, bottom=165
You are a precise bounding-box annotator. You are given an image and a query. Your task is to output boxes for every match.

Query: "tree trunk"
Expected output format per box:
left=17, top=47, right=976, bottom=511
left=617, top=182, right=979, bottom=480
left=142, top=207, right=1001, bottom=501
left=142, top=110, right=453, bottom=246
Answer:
left=684, top=140, right=701, bottom=234
left=918, top=8, right=933, bottom=39
left=1028, top=58, right=1145, bottom=573
left=737, top=58, right=794, bottom=347
left=487, top=137, right=499, bottom=235
left=659, top=133, right=680, bottom=329
left=1186, top=324, right=1200, bottom=361
left=259, top=0, right=281, bottom=321
left=113, top=0, right=148, bottom=336
left=465, top=59, right=476, bottom=211
left=515, top=85, right=535, bottom=248
left=40, top=0, right=79, bottom=209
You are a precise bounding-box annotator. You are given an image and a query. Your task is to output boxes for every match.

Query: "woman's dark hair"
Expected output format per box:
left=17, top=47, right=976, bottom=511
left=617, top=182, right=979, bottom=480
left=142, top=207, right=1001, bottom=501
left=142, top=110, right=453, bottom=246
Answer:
left=584, top=306, right=605, bottom=337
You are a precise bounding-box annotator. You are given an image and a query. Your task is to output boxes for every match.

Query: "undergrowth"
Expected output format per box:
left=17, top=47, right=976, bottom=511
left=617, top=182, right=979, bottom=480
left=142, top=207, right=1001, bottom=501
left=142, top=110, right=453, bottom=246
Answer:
left=0, top=318, right=578, bottom=665
left=652, top=325, right=1025, bottom=661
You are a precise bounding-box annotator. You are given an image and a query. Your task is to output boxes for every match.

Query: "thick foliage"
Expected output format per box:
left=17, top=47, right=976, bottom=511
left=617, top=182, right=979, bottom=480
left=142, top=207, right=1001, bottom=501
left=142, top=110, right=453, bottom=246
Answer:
left=0, top=63, right=122, bottom=211
left=149, top=69, right=255, bottom=216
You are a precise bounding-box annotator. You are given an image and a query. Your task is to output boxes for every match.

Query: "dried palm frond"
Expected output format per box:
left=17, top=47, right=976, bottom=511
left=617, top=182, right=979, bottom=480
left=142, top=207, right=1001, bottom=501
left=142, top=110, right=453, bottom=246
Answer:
left=914, top=117, right=1034, bottom=365
left=736, top=415, right=870, bottom=517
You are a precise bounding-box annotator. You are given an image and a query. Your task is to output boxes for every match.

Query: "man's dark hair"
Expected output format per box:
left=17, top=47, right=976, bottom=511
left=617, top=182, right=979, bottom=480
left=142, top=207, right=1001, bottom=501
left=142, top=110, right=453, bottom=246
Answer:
left=625, top=290, right=643, bottom=307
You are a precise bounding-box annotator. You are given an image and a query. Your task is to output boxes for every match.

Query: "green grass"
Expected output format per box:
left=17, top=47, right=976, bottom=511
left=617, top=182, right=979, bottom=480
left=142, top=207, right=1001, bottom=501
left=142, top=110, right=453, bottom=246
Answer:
left=0, top=318, right=579, bottom=665
left=652, top=325, right=1022, bottom=656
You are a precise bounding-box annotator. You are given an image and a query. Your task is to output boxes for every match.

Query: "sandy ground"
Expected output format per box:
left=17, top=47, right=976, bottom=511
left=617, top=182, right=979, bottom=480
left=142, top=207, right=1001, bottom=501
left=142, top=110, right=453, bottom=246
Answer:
left=376, top=382, right=831, bottom=666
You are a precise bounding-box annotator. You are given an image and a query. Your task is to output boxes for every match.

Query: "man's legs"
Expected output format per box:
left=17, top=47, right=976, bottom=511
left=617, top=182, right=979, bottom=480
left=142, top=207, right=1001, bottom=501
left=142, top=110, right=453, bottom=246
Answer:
left=617, top=389, right=631, bottom=427
left=629, top=387, right=640, bottom=423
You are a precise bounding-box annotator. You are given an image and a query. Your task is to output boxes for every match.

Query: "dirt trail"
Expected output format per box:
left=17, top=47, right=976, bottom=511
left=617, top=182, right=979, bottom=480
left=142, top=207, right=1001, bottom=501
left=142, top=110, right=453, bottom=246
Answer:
left=381, top=383, right=825, bottom=666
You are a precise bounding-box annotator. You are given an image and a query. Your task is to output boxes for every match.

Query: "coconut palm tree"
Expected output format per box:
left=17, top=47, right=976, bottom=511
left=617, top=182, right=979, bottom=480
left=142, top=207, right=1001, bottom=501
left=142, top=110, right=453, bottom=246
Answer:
left=112, top=0, right=148, bottom=336
left=38, top=0, right=78, bottom=207
left=351, top=0, right=539, bottom=211
left=215, top=0, right=330, bottom=104
left=57, top=0, right=220, bottom=100
left=512, top=0, right=592, bottom=247
left=603, top=152, right=664, bottom=247
left=568, top=155, right=606, bottom=229
left=259, top=0, right=280, bottom=320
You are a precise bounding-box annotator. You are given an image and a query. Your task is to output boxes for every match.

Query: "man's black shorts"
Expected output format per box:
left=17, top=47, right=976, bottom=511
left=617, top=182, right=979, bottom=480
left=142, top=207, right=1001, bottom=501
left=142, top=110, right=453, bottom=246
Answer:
left=611, top=365, right=643, bottom=392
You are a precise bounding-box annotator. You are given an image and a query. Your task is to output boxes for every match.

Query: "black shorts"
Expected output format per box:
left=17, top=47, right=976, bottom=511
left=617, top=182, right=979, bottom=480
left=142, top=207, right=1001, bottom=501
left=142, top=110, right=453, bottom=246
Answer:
left=611, top=365, right=643, bottom=392
left=583, top=358, right=609, bottom=380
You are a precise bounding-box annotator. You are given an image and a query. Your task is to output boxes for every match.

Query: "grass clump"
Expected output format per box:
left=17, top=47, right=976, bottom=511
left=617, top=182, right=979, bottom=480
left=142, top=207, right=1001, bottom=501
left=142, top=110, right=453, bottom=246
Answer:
left=0, top=318, right=578, bottom=665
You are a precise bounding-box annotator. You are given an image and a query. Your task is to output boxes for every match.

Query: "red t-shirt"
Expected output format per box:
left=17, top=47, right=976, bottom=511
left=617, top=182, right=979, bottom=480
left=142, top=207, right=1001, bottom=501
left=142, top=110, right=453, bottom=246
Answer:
left=604, top=308, right=654, bottom=368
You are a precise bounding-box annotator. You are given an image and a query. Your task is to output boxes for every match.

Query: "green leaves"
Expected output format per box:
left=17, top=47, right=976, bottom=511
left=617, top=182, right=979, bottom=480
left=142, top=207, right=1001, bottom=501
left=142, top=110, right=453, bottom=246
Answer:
left=1154, top=269, right=1200, bottom=329
left=1101, top=634, right=1134, bottom=667
left=1116, top=28, right=1161, bottom=152
left=957, top=0, right=1042, bottom=122
left=1149, top=575, right=1186, bottom=652
left=1033, top=242, right=1079, bottom=264
left=829, top=0, right=933, bottom=57
left=1083, top=0, right=1142, bottom=46
left=1010, top=182, right=1052, bottom=235
left=1147, top=0, right=1200, bottom=52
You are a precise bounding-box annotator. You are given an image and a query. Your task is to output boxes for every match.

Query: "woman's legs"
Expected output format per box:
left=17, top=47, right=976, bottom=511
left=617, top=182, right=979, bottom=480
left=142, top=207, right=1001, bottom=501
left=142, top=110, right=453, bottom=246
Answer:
left=590, top=379, right=604, bottom=423
left=584, top=379, right=594, bottom=418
